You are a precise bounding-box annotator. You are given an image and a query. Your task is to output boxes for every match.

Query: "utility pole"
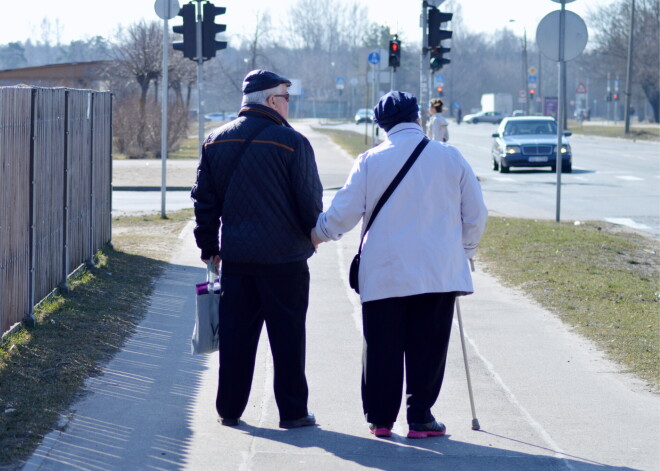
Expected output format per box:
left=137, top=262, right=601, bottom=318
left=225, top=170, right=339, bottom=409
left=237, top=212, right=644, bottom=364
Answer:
left=624, top=0, right=635, bottom=134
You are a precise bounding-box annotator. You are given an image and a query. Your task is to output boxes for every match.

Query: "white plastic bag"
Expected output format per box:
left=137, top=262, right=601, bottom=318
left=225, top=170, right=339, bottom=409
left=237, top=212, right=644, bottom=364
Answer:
left=191, top=262, right=220, bottom=355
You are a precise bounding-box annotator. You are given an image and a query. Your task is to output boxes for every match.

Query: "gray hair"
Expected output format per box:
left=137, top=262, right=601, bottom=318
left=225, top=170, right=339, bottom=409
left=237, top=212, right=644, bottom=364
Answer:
left=242, top=85, right=280, bottom=106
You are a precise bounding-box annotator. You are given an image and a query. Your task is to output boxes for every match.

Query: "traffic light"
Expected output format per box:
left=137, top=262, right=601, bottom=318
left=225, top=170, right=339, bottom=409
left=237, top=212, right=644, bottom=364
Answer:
left=613, top=92, right=620, bottom=101
left=428, top=7, right=452, bottom=47
left=437, top=86, right=444, bottom=97
left=606, top=92, right=612, bottom=102
left=388, top=36, right=401, bottom=69
left=529, top=89, right=535, bottom=98
left=173, top=3, right=196, bottom=60
left=202, top=2, right=227, bottom=60
left=430, top=46, right=450, bottom=71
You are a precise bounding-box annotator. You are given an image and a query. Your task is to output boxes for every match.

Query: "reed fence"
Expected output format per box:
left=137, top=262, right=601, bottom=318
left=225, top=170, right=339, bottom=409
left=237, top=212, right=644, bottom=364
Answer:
left=0, top=86, right=112, bottom=336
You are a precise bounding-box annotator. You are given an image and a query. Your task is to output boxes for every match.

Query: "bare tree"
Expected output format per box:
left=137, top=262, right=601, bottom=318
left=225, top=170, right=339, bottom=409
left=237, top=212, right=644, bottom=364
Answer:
left=589, top=0, right=659, bottom=122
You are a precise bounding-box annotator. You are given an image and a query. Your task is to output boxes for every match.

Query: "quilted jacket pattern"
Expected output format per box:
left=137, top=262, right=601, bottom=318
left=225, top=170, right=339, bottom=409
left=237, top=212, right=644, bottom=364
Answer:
left=191, top=104, right=323, bottom=266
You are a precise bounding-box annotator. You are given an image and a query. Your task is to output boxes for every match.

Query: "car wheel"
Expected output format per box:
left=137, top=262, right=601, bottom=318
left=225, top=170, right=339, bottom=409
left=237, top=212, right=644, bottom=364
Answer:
left=499, top=161, right=509, bottom=173
left=492, top=159, right=499, bottom=171
left=473, top=119, right=479, bottom=124
left=562, top=163, right=572, bottom=173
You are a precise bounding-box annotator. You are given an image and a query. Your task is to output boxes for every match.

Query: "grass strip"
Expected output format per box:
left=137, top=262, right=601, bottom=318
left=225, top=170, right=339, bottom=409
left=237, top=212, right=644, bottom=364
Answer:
left=0, top=210, right=193, bottom=466
left=567, top=121, right=659, bottom=141
left=478, top=217, right=659, bottom=389
left=311, top=126, right=373, bottom=158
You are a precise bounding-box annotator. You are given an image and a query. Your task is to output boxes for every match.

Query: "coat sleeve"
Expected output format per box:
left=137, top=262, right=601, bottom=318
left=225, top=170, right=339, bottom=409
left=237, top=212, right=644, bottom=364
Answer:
left=456, top=150, right=487, bottom=259
left=288, top=135, right=323, bottom=235
left=315, top=154, right=367, bottom=242
left=191, top=144, right=222, bottom=259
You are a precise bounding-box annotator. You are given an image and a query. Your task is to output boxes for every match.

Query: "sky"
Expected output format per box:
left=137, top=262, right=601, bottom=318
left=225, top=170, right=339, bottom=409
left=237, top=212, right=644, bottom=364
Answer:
left=1, top=0, right=615, bottom=46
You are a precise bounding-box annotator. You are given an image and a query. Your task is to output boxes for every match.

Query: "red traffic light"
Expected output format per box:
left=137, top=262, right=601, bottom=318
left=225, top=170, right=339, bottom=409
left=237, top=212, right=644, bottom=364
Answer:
left=529, top=89, right=535, bottom=95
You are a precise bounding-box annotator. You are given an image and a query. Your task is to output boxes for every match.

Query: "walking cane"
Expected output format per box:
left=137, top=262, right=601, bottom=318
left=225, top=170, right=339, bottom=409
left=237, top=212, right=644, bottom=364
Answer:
left=456, top=258, right=480, bottom=430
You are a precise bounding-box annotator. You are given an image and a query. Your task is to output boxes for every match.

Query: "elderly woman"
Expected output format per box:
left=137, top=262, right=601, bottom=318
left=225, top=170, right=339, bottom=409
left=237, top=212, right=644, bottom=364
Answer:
left=427, top=97, right=449, bottom=142
left=312, top=91, right=487, bottom=439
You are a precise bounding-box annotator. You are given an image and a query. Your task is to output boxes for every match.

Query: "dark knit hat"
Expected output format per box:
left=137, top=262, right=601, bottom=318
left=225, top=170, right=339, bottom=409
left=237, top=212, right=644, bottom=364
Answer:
left=242, top=69, right=292, bottom=94
left=373, top=91, right=419, bottom=132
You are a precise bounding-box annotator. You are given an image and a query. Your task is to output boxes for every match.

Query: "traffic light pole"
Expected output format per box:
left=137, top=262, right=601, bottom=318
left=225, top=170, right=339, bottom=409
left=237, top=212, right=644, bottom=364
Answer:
left=555, top=0, right=566, bottom=222
left=161, top=14, right=169, bottom=218
left=195, top=0, right=204, bottom=157
left=420, top=2, right=429, bottom=129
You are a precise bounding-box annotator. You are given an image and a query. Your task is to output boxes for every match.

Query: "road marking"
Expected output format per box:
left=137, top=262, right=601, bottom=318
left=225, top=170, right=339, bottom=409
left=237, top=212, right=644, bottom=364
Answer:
left=491, top=177, right=515, bottom=182
left=337, top=240, right=363, bottom=334
left=573, top=176, right=588, bottom=181
left=604, top=218, right=652, bottom=231
left=615, top=175, right=644, bottom=181
left=458, top=321, right=575, bottom=469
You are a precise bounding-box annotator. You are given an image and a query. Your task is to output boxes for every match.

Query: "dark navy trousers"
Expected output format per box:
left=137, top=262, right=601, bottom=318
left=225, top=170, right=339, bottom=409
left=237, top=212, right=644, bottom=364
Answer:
left=361, top=292, right=456, bottom=425
left=216, top=270, right=310, bottom=421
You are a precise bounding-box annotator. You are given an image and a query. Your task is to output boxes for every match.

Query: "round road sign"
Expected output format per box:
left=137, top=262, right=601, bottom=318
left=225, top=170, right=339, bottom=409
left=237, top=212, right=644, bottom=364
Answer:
left=536, top=10, right=588, bottom=62
left=154, top=0, right=180, bottom=20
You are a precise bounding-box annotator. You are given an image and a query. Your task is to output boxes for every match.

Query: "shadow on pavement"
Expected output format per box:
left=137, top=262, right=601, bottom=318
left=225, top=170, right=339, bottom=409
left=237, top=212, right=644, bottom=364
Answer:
left=236, top=423, right=638, bottom=471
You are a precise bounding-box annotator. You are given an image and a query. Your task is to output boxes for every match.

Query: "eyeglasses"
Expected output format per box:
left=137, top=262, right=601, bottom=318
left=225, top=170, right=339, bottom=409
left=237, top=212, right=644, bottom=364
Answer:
left=271, top=93, right=290, bottom=103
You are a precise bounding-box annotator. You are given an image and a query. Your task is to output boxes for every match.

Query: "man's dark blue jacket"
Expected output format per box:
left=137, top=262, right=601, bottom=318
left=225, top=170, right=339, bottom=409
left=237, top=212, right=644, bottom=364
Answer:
left=191, top=104, right=323, bottom=275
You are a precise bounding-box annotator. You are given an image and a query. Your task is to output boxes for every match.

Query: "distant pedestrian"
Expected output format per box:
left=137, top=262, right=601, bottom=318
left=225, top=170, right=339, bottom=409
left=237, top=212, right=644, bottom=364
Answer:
left=312, top=91, right=487, bottom=439
left=427, top=97, right=449, bottom=141
left=456, top=106, right=463, bottom=125
left=191, top=69, right=322, bottom=429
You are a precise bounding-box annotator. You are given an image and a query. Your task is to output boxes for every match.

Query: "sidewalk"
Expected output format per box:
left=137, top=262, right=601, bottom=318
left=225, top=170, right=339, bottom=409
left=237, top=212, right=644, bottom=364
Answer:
left=21, top=205, right=659, bottom=471
left=23, top=124, right=659, bottom=470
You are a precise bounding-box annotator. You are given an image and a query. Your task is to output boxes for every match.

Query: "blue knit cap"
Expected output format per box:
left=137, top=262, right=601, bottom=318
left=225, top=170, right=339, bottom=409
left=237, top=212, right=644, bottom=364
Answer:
left=373, top=91, right=419, bottom=132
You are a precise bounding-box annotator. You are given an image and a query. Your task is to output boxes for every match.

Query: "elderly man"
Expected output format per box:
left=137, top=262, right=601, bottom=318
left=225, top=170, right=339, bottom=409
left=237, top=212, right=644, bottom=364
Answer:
left=313, top=91, right=487, bottom=439
left=191, top=69, right=322, bottom=429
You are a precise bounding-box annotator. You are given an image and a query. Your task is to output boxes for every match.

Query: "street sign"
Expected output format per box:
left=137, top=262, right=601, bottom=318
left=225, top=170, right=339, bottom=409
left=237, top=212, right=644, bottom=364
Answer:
left=575, top=82, right=587, bottom=94
left=368, top=51, right=380, bottom=65
left=518, top=89, right=526, bottom=98
left=154, top=0, right=180, bottom=20
left=434, top=74, right=445, bottom=87
left=529, top=66, right=537, bottom=75
left=336, top=77, right=345, bottom=90
left=536, top=10, right=588, bottom=62
left=528, top=75, right=537, bottom=83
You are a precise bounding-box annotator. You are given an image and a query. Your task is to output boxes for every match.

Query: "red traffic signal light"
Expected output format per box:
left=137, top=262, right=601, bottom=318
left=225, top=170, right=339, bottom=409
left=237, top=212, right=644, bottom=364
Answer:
left=529, top=89, right=535, bottom=96
left=388, top=37, right=401, bottom=68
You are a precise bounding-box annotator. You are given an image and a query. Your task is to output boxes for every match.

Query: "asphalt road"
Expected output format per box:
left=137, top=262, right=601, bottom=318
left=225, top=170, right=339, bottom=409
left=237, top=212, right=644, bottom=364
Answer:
left=449, top=122, right=660, bottom=236
left=112, top=119, right=660, bottom=238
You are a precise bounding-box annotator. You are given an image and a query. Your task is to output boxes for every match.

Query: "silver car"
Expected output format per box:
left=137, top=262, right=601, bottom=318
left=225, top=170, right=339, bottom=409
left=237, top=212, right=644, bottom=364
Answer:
left=491, top=117, right=572, bottom=173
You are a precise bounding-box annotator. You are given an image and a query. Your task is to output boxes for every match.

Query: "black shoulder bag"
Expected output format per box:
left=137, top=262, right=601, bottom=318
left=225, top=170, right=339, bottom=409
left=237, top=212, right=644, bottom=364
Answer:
left=349, top=137, right=430, bottom=294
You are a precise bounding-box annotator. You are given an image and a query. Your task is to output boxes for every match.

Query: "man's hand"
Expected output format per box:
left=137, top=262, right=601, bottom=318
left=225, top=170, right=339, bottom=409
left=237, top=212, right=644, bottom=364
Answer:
left=202, top=255, right=221, bottom=274
left=311, top=227, right=323, bottom=249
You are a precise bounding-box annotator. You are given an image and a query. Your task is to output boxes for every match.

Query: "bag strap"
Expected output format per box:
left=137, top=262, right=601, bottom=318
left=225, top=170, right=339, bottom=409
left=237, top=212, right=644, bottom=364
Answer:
left=357, top=137, right=430, bottom=255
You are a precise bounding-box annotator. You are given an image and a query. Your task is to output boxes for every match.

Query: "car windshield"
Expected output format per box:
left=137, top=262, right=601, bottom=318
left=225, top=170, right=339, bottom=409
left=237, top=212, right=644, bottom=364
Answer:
left=503, top=120, right=557, bottom=136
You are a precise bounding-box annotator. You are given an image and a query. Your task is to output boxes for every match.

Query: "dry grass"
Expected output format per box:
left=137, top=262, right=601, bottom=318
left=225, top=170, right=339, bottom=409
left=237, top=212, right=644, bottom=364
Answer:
left=0, top=210, right=193, bottom=467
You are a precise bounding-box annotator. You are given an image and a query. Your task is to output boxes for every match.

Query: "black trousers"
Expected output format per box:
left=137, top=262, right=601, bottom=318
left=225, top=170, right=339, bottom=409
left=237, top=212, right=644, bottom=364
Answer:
left=216, top=270, right=310, bottom=421
left=361, top=292, right=456, bottom=425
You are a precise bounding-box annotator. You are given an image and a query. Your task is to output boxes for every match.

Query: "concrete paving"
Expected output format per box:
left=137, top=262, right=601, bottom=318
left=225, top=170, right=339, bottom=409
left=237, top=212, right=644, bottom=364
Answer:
left=22, top=123, right=660, bottom=470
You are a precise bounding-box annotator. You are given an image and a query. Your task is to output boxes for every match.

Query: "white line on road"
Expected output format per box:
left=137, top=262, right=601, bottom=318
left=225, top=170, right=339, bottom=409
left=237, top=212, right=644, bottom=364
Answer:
left=458, top=321, right=574, bottom=470
left=604, top=218, right=652, bottom=231
left=337, top=241, right=363, bottom=334
left=615, top=175, right=644, bottom=181
left=491, top=177, right=516, bottom=182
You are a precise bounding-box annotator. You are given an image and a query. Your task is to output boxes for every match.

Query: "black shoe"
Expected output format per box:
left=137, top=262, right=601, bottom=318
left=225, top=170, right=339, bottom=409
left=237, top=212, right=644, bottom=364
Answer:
left=279, top=413, right=316, bottom=429
left=369, top=423, right=393, bottom=438
left=218, top=417, right=240, bottom=427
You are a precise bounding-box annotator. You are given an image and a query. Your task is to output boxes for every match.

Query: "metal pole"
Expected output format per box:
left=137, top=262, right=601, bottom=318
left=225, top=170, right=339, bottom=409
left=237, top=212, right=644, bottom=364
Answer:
left=196, top=0, right=204, bottom=157
left=555, top=0, right=566, bottom=223
left=420, top=1, right=429, bottom=129
left=372, top=63, right=377, bottom=146
left=624, top=0, right=635, bottom=134
left=161, top=12, right=169, bottom=219
left=523, top=28, right=529, bottom=115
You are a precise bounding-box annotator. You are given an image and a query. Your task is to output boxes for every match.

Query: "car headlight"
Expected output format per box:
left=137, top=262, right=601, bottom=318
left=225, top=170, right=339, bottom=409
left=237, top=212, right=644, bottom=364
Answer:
left=505, top=145, right=521, bottom=154
left=560, top=144, right=571, bottom=154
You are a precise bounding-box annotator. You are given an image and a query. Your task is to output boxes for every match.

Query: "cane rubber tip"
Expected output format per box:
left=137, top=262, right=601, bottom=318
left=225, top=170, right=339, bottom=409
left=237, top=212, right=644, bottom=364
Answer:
left=472, top=419, right=480, bottom=430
